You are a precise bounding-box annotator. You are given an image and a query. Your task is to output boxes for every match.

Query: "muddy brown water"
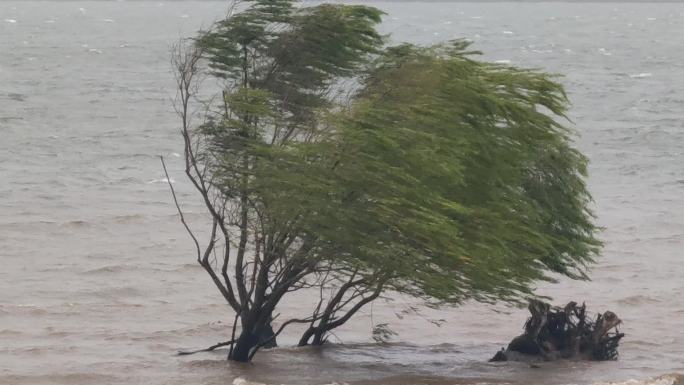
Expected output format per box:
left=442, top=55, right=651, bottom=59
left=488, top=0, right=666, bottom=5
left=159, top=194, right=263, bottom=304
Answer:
left=2, top=2, right=684, bottom=384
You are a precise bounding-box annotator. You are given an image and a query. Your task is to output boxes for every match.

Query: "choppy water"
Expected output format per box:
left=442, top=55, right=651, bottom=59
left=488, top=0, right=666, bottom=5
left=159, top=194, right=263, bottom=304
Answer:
left=2, top=1, right=684, bottom=384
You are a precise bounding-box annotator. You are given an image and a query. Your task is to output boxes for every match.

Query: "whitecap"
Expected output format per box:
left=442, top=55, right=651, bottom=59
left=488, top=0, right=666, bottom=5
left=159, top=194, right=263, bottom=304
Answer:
left=172, top=153, right=180, bottom=158
left=647, top=17, right=657, bottom=21
left=502, top=30, right=514, bottom=35
left=598, top=47, right=612, bottom=56
left=103, top=18, right=115, bottom=23
left=494, top=60, right=511, bottom=64
left=180, top=14, right=190, bottom=19
left=233, top=379, right=267, bottom=385
left=630, top=73, right=653, bottom=79
left=470, top=16, right=482, bottom=19
left=148, top=178, right=175, bottom=184
left=4, top=19, right=17, bottom=24
left=78, top=7, right=86, bottom=13
left=88, top=48, right=103, bottom=54
left=592, top=374, right=679, bottom=385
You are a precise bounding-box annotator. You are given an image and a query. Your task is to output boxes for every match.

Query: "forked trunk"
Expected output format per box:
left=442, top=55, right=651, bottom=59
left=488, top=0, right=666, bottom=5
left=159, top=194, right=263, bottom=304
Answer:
left=298, top=326, right=327, bottom=346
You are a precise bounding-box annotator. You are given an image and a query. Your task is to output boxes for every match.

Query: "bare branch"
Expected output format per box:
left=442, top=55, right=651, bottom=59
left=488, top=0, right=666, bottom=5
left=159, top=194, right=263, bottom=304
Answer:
left=177, top=340, right=235, bottom=356
left=160, top=155, right=201, bottom=262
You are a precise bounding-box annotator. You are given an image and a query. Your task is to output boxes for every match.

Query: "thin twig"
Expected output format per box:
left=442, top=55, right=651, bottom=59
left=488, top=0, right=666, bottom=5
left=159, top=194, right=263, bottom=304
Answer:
left=160, top=156, right=201, bottom=261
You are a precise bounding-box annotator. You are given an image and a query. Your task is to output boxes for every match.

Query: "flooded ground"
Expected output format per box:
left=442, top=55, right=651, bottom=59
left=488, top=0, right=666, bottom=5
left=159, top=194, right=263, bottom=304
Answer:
left=1, top=2, right=684, bottom=384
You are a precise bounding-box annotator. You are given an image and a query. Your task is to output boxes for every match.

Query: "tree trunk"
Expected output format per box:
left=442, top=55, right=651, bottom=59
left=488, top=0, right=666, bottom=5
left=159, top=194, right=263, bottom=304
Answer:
left=298, top=327, right=316, bottom=347
left=229, top=320, right=277, bottom=362
left=229, top=329, right=259, bottom=362
left=312, top=330, right=326, bottom=346
left=298, top=324, right=332, bottom=346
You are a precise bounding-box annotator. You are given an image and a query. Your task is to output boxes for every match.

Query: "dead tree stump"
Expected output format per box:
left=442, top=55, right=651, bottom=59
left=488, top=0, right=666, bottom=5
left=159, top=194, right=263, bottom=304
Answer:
left=491, top=300, right=624, bottom=362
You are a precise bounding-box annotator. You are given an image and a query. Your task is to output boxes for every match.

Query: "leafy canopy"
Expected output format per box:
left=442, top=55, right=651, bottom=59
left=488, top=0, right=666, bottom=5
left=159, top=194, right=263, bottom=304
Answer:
left=182, top=0, right=601, bottom=359
left=252, top=41, right=601, bottom=304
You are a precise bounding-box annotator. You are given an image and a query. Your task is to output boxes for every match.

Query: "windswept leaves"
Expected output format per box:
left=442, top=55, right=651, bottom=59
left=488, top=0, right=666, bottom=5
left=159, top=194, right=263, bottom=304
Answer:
left=255, top=42, right=601, bottom=305
left=186, top=0, right=601, bottom=353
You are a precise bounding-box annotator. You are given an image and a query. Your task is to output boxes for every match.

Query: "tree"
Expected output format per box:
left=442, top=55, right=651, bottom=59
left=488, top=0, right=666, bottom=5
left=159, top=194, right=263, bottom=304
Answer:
left=169, top=0, right=601, bottom=363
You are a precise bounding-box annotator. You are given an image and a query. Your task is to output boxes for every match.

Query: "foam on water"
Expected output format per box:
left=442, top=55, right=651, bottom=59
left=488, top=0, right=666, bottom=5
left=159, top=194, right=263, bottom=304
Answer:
left=591, top=374, right=682, bottom=385
left=147, top=177, right=175, bottom=184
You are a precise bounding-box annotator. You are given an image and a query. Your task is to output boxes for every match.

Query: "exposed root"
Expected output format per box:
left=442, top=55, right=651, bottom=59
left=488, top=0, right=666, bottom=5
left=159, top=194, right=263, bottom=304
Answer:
left=491, top=300, right=625, bottom=362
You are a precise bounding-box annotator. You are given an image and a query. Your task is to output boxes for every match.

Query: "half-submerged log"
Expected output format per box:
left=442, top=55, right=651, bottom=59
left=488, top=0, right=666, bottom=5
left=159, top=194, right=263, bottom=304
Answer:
left=490, top=300, right=624, bottom=362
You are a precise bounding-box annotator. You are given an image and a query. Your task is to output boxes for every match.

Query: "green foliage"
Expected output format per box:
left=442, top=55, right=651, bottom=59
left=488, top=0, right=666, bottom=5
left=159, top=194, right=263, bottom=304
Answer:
left=198, top=0, right=384, bottom=137
left=181, top=0, right=601, bottom=358
left=253, top=41, right=601, bottom=305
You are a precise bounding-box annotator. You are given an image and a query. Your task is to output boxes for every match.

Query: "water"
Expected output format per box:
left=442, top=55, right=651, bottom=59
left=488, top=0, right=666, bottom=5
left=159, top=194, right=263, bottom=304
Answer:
left=1, top=2, right=684, bottom=384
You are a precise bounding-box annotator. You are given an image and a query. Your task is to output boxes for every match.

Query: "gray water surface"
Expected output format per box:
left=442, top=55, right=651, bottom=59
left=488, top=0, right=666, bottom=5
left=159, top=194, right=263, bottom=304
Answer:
left=1, top=2, right=684, bottom=384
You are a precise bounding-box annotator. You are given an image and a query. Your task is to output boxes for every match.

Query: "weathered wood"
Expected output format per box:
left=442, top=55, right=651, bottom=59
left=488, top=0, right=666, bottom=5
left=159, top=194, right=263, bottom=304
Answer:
left=490, top=300, right=624, bottom=362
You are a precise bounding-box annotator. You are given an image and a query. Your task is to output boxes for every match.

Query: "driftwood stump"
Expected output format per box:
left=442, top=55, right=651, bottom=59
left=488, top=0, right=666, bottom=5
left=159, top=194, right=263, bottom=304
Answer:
left=491, top=300, right=624, bottom=362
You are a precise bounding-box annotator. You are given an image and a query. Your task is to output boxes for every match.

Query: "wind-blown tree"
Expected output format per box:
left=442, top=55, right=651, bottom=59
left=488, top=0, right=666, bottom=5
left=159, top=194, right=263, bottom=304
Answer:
left=170, top=0, right=600, bottom=363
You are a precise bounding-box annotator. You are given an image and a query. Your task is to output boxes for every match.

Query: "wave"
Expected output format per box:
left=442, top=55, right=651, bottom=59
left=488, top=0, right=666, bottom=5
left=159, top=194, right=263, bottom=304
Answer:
left=592, top=373, right=683, bottom=385
left=60, top=220, right=90, bottom=228
left=346, top=375, right=506, bottom=385
left=616, top=294, right=662, bottom=306
left=338, top=373, right=684, bottom=385
left=0, top=373, right=121, bottom=385
left=112, top=214, right=146, bottom=223
left=0, top=329, right=22, bottom=336
left=233, top=378, right=266, bottom=385
left=84, top=286, right=142, bottom=299
left=82, top=265, right=132, bottom=274
left=172, top=263, right=203, bottom=272
left=1, top=305, right=49, bottom=316
left=147, top=177, right=175, bottom=184
left=232, top=378, right=355, bottom=385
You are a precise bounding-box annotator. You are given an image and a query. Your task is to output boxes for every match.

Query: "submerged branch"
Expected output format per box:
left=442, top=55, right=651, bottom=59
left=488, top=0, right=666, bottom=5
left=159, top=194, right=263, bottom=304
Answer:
left=177, top=340, right=235, bottom=356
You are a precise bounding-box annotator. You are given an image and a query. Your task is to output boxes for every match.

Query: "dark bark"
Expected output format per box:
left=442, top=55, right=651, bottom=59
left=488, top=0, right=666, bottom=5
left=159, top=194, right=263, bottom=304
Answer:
left=298, top=281, right=383, bottom=347
left=230, top=329, right=260, bottom=362
left=229, top=321, right=277, bottom=362
left=491, top=300, right=624, bottom=362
